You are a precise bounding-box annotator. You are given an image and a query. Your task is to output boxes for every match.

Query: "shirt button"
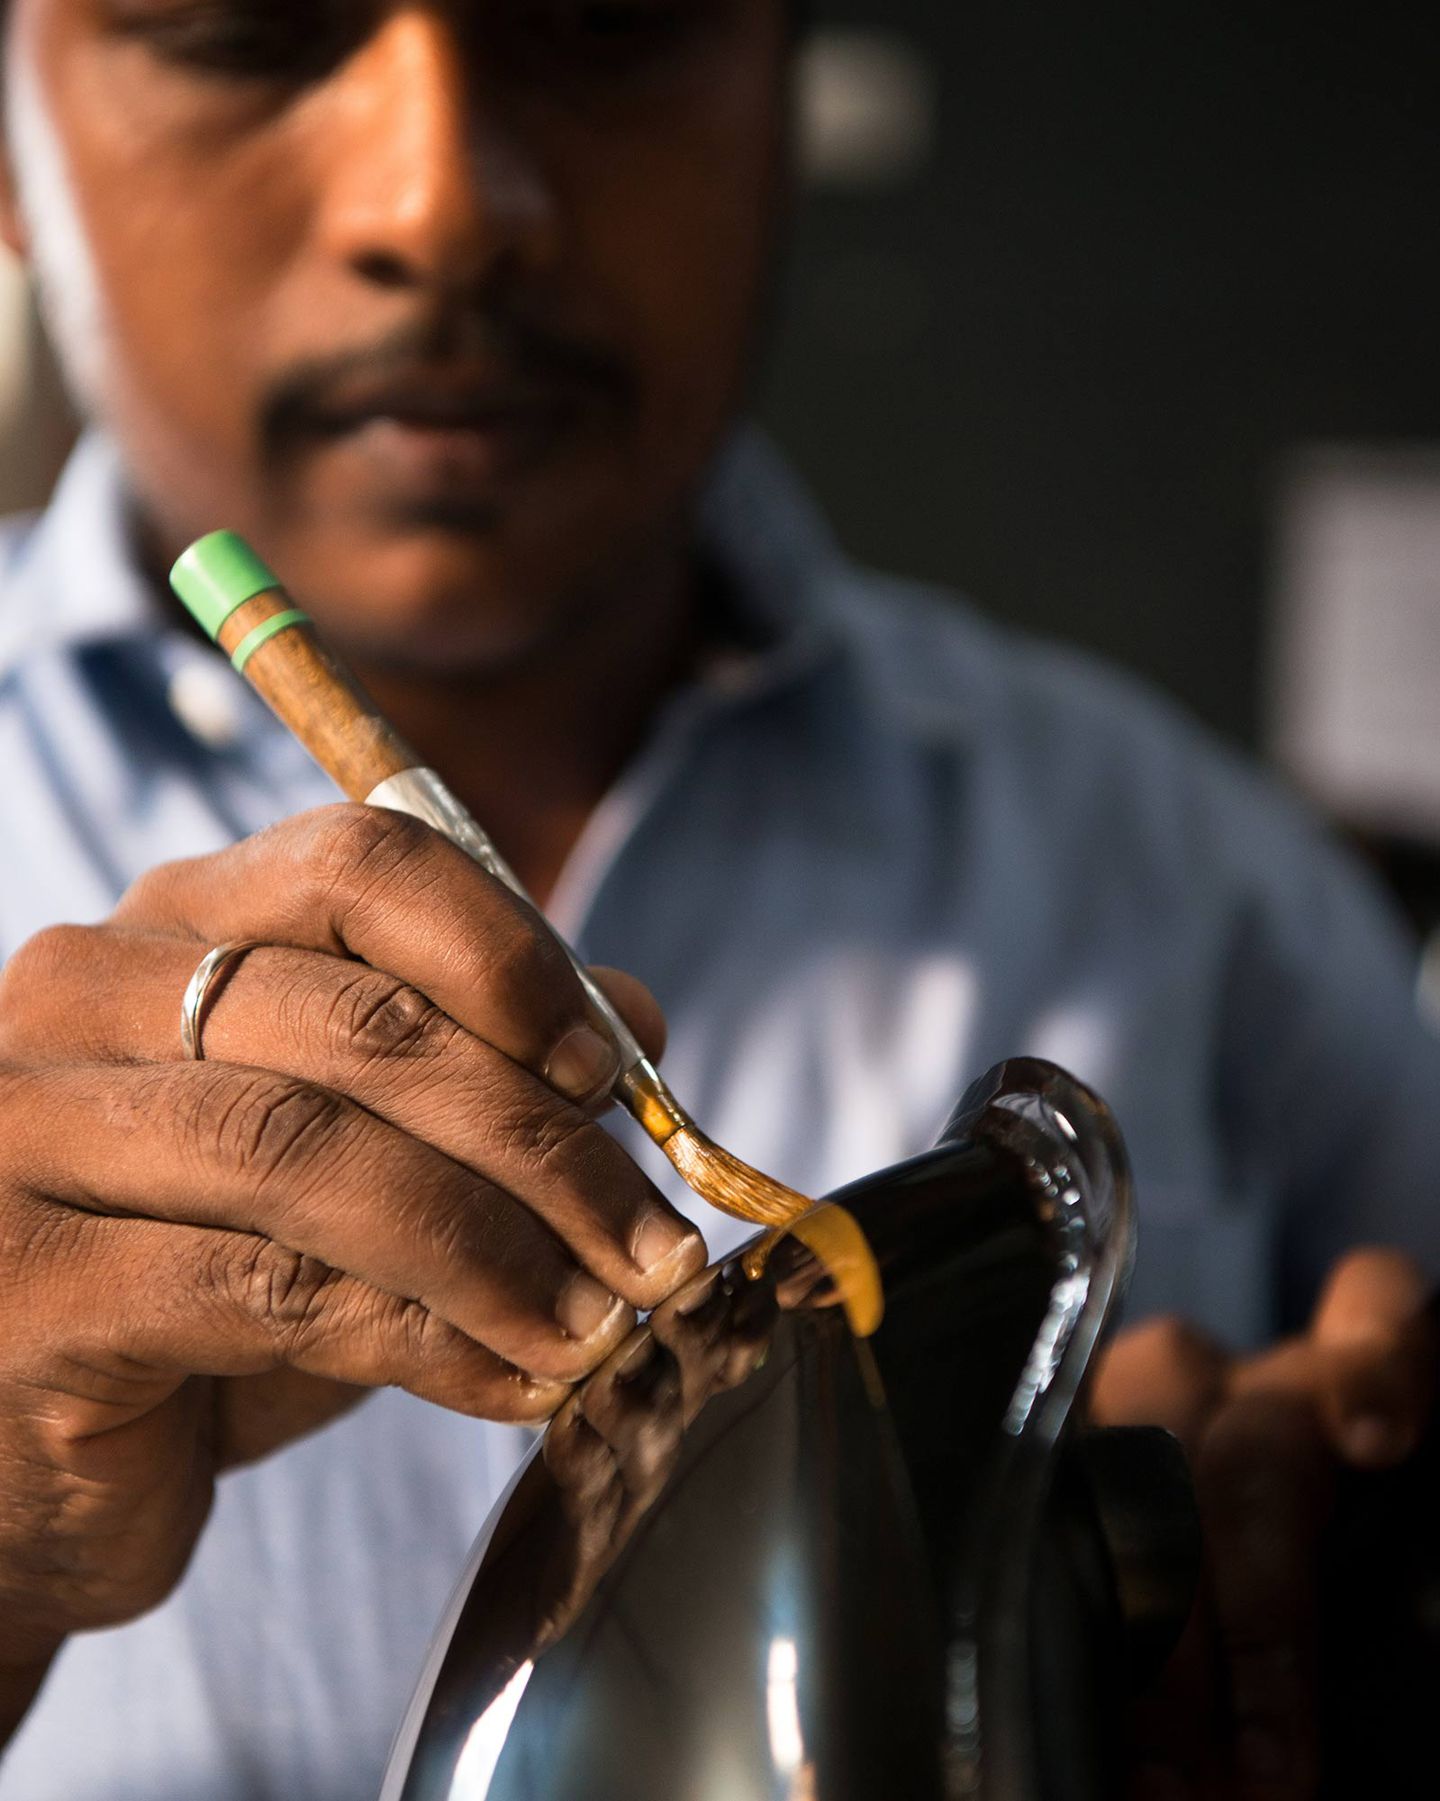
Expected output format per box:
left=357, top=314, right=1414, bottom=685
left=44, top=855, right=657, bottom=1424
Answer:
left=168, top=657, right=244, bottom=752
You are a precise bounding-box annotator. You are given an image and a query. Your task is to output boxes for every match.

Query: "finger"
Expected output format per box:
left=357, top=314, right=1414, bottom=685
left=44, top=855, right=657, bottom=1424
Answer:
left=572, top=1328, right=683, bottom=1493
left=0, top=1205, right=571, bottom=1437
left=1309, top=1248, right=1436, bottom=1467
left=4, top=1061, right=636, bottom=1385
left=112, top=805, right=653, bottom=1104
left=211, top=1367, right=371, bottom=1470
left=651, top=1266, right=777, bottom=1408
left=12, top=932, right=704, bottom=1307
left=1088, top=1317, right=1231, bottom=1457
left=648, top=1269, right=738, bottom=1415
left=544, top=1329, right=682, bottom=1529
left=588, top=967, right=667, bottom=1065
left=192, top=944, right=702, bottom=1303
left=1196, top=1390, right=1330, bottom=1801
left=1, top=919, right=668, bottom=1114
left=758, top=1230, right=840, bottom=1312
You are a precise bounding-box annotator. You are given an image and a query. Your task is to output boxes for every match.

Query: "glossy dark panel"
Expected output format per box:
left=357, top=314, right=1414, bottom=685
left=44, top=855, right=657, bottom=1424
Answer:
left=382, top=1059, right=1164, bottom=1801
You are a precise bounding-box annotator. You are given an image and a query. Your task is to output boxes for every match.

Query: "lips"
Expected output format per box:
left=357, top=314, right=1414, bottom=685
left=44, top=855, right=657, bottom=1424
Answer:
left=314, top=366, right=578, bottom=434
left=307, top=366, right=593, bottom=494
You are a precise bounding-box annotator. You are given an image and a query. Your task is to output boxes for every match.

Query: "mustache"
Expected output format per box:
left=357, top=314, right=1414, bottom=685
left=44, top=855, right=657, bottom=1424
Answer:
left=258, top=310, right=639, bottom=457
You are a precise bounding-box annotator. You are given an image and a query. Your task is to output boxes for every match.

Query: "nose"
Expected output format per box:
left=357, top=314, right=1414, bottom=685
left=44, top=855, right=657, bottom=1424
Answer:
left=316, top=10, right=559, bottom=296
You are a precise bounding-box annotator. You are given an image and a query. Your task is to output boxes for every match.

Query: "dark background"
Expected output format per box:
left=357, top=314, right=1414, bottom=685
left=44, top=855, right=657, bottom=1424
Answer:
left=759, top=2, right=1440, bottom=752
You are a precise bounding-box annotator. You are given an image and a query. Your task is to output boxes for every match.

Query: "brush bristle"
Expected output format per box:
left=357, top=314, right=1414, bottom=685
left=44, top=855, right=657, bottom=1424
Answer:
left=663, top=1126, right=811, bottom=1227
left=667, top=1127, right=886, bottom=1338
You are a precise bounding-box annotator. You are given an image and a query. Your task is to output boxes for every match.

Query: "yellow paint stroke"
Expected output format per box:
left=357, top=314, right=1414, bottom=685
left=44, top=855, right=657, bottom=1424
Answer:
left=741, top=1202, right=885, bottom=1338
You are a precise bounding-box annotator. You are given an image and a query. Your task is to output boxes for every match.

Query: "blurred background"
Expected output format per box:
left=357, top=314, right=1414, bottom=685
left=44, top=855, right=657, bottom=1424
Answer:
left=2, top=0, right=1438, bottom=936
left=757, top=0, right=1440, bottom=977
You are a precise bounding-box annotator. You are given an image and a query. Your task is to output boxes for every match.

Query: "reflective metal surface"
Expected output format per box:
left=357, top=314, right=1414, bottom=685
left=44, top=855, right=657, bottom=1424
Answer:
left=381, top=1059, right=1151, bottom=1801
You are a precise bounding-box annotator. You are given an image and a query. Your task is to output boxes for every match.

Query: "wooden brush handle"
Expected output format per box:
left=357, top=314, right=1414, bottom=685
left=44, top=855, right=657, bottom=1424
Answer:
left=213, top=586, right=673, bottom=1085
left=213, top=587, right=417, bottom=803
left=170, top=531, right=690, bottom=1146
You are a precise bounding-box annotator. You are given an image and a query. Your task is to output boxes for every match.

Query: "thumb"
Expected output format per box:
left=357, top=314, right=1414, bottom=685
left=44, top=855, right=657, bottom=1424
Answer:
left=588, top=966, right=667, bottom=1065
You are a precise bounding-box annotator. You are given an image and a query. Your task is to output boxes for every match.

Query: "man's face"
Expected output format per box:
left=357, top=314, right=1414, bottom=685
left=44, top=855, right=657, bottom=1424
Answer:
left=1, top=0, right=789, bottom=668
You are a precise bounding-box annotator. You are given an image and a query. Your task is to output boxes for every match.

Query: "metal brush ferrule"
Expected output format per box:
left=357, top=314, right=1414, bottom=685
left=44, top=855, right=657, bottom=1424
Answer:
left=366, top=767, right=690, bottom=1146
left=615, top=1058, right=691, bottom=1147
left=367, top=767, right=526, bottom=893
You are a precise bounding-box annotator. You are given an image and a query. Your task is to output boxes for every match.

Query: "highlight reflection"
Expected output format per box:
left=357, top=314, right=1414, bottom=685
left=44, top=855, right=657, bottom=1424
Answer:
left=766, top=1636, right=804, bottom=1774
left=451, top=1664, right=533, bottom=1801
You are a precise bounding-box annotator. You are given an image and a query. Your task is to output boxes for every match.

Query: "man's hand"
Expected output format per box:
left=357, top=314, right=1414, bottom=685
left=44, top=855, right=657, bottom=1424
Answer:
left=1091, top=1249, right=1436, bottom=1800
left=0, top=803, right=706, bottom=1729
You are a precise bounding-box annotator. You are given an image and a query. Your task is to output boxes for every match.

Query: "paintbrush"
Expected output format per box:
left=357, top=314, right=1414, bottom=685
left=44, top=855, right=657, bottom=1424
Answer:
left=169, top=530, right=810, bottom=1231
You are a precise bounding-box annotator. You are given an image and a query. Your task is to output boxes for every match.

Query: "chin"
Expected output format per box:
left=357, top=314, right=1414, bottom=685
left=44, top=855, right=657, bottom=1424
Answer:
left=316, top=564, right=583, bottom=681
left=265, top=484, right=644, bottom=678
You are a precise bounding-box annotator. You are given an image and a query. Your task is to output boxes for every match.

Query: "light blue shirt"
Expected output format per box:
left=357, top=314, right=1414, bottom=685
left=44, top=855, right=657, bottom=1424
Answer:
left=2, top=432, right=1438, bottom=1798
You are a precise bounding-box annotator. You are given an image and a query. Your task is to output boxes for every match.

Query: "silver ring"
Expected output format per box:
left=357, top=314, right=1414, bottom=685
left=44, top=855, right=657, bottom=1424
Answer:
left=180, top=940, right=265, bottom=1060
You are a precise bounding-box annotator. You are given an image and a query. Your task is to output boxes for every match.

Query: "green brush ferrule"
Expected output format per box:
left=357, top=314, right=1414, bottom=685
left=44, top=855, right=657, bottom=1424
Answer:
left=170, top=530, right=282, bottom=641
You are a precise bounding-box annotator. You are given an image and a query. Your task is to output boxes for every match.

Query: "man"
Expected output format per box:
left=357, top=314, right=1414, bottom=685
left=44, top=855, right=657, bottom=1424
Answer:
left=0, top=1, right=1433, bottom=1796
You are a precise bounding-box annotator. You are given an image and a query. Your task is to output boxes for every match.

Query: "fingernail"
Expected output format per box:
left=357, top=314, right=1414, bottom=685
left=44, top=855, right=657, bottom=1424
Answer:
left=1342, top=1412, right=1406, bottom=1465
left=557, top=1273, right=622, bottom=1341
left=1236, top=1725, right=1290, bottom=1783
left=512, top=1378, right=570, bottom=1423
left=545, top=1026, right=619, bottom=1104
left=631, top=1212, right=702, bottom=1276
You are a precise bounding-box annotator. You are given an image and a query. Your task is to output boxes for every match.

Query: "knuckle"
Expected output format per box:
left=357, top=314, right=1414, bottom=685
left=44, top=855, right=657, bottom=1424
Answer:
left=0, top=1186, right=80, bottom=1271
left=205, top=1069, right=347, bottom=1190
left=208, top=1235, right=340, bottom=1352
left=300, top=804, right=430, bottom=908
left=0, top=1192, right=84, bottom=1332
left=492, top=1090, right=595, bottom=1184
left=373, top=1288, right=448, bottom=1365
left=0, top=925, right=94, bottom=1022
left=319, top=968, right=459, bottom=1070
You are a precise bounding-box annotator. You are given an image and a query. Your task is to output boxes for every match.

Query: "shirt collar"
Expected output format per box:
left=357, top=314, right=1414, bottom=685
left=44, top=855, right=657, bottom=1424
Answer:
left=0, top=433, right=159, bottom=675
left=699, top=428, right=844, bottom=638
